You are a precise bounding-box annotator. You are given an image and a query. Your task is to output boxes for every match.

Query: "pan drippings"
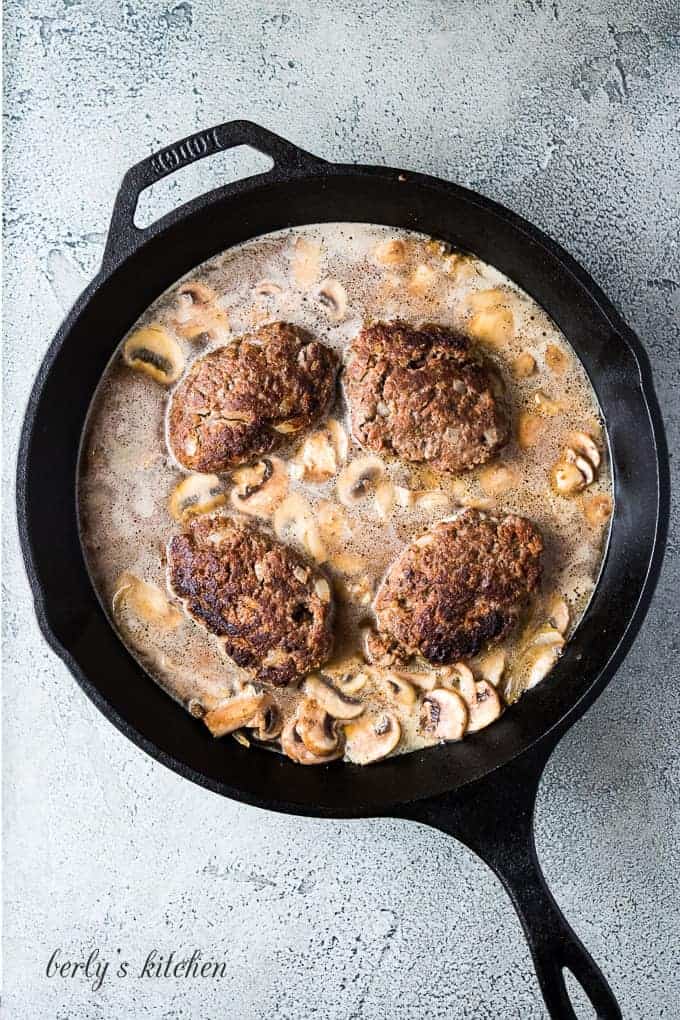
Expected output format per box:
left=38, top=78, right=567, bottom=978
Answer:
left=78, top=223, right=612, bottom=765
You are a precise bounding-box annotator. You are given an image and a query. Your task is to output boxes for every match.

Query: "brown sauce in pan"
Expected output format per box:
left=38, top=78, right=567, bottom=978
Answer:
left=77, top=224, right=612, bottom=765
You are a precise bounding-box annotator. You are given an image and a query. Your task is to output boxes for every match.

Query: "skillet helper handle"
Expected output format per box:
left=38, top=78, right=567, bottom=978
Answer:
left=408, top=745, right=621, bottom=1020
left=102, top=120, right=325, bottom=272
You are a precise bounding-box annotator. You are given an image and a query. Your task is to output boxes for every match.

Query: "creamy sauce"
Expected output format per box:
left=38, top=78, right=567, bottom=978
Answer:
left=78, top=224, right=612, bottom=764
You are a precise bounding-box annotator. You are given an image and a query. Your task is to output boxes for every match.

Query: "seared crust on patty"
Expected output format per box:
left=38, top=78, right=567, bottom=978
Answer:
left=168, top=322, right=338, bottom=473
left=344, top=320, right=508, bottom=473
left=372, top=509, right=543, bottom=665
left=168, top=514, right=335, bottom=686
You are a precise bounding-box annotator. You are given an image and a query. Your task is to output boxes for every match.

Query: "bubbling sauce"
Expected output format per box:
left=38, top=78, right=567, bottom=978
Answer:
left=78, top=224, right=613, bottom=765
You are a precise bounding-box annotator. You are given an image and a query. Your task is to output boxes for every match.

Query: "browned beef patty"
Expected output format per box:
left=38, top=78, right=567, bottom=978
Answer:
left=168, top=515, right=335, bottom=686
left=168, top=322, right=338, bottom=473
left=371, top=509, right=543, bottom=664
left=343, top=320, right=508, bottom=473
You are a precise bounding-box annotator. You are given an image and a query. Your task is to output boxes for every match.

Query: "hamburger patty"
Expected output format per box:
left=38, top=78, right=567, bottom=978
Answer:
left=371, top=509, right=543, bottom=665
left=343, top=320, right=508, bottom=473
left=168, top=515, right=335, bottom=686
left=168, top=322, right=338, bottom=473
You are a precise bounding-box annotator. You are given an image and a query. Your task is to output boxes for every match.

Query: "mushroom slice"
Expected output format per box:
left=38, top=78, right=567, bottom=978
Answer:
left=122, top=324, right=184, bottom=385
left=565, top=448, right=595, bottom=486
left=344, top=712, right=401, bottom=765
left=373, top=238, right=407, bottom=266
left=281, top=717, right=342, bottom=765
left=413, top=490, right=451, bottom=513
left=513, top=352, right=537, bottom=378
left=317, top=279, right=348, bottom=321
left=253, top=279, right=284, bottom=298
left=458, top=678, right=503, bottom=733
left=531, top=626, right=566, bottom=649
left=479, top=464, right=518, bottom=496
left=273, top=493, right=328, bottom=563
left=517, top=412, right=544, bottom=449
left=292, top=419, right=348, bottom=483
left=408, top=264, right=436, bottom=296
left=377, top=671, right=417, bottom=708
left=547, top=596, right=570, bottom=635
left=112, top=572, right=182, bottom=630
left=545, top=343, right=569, bottom=375
left=337, top=456, right=387, bottom=509
left=477, top=649, right=506, bottom=687
left=169, top=473, right=226, bottom=521
left=374, top=479, right=396, bottom=518
left=231, top=457, right=288, bottom=518
left=250, top=700, right=282, bottom=741
left=582, top=493, right=613, bottom=527
left=295, top=698, right=342, bottom=756
left=291, top=236, right=322, bottom=287
left=534, top=390, right=563, bottom=416
left=567, top=431, right=601, bottom=470
left=173, top=281, right=229, bottom=340
left=419, top=688, right=468, bottom=742
left=203, top=692, right=267, bottom=738
left=466, top=289, right=515, bottom=346
left=525, top=643, right=562, bottom=689
left=304, top=673, right=364, bottom=719
left=551, top=460, right=587, bottom=496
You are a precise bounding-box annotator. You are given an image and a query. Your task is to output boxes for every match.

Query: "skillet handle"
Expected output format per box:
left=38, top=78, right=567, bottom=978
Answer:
left=102, top=120, right=325, bottom=272
left=405, top=743, right=622, bottom=1019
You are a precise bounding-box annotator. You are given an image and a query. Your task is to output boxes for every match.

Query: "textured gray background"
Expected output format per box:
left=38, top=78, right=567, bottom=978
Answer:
left=3, top=2, right=679, bottom=1018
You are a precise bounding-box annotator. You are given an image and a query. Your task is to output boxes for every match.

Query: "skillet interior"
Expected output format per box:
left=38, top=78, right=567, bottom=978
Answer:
left=17, top=169, right=665, bottom=816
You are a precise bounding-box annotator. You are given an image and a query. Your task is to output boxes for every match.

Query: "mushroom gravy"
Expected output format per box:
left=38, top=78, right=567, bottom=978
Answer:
left=77, top=223, right=613, bottom=765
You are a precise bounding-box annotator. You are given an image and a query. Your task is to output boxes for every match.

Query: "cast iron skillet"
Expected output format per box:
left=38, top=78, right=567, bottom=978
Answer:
left=17, top=121, right=668, bottom=1019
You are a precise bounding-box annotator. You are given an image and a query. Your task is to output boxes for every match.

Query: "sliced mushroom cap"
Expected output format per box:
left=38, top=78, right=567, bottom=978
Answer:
left=517, top=412, right=544, bottom=449
left=317, top=279, right=348, bottom=321
left=253, top=279, right=284, bottom=298
left=203, top=692, right=267, bottom=738
left=477, top=649, right=506, bottom=687
left=344, top=712, right=401, bottom=765
left=122, top=324, right=184, bottom=385
left=281, top=716, right=342, bottom=765
left=534, top=390, right=563, bottom=416
left=231, top=457, right=288, bottom=518
left=525, top=643, right=562, bottom=689
left=376, top=671, right=417, bottom=708
left=337, top=456, right=387, bottom=508
left=273, top=492, right=328, bottom=563
left=545, top=343, right=569, bottom=374
left=169, top=473, right=226, bottom=521
left=292, top=419, right=348, bottom=483
left=547, top=596, right=570, bottom=635
left=419, top=688, right=468, bottom=741
left=565, top=448, right=595, bottom=486
left=373, top=238, right=407, bottom=265
left=466, top=289, right=514, bottom=346
left=304, top=673, right=364, bottom=719
left=459, top=678, right=503, bottom=733
left=479, top=464, right=518, bottom=496
left=531, top=626, right=566, bottom=649
left=551, top=460, right=587, bottom=496
left=513, top=352, right=537, bottom=378
left=291, top=236, right=322, bottom=287
left=250, top=699, right=283, bottom=741
left=295, top=698, right=342, bottom=756
left=112, top=572, right=182, bottom=630
left=582, top=492, right=613, bottom=526
left=567, top=431, right=601, bottom=469
left=173, top=281, right=229, bottom=340
left=408, top=264, right=436, bottom=296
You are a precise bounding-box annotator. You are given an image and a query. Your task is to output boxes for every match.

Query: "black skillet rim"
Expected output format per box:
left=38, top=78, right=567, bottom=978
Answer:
left=16, top=157, right=669, bottom=818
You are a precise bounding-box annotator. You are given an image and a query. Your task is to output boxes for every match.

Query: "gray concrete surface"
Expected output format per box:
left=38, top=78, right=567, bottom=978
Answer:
left=3, top=1, right=679, bottom=1017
